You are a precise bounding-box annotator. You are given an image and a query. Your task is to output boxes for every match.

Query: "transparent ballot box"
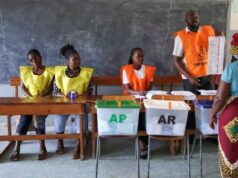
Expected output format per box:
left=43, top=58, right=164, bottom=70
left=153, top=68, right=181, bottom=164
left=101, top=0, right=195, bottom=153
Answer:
left=96, top=100, right=140, bottom=136
left=144, top=99, right=190, bottom=136
left=195, top=100, right=218, bottom=135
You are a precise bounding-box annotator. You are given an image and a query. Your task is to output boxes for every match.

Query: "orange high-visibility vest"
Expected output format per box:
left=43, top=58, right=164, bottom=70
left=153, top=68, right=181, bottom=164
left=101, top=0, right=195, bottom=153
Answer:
left=175, top=26, right=215, bottom=77
left=120, top=64, right=156, bottom=94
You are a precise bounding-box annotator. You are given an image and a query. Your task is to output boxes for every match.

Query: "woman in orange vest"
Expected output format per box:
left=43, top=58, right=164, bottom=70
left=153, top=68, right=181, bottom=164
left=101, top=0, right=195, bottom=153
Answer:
left=54, top=44, right=93, bottom=159
left=9, top=49, right=54, bottom=161
left=120, top=47, right=156, bottom=159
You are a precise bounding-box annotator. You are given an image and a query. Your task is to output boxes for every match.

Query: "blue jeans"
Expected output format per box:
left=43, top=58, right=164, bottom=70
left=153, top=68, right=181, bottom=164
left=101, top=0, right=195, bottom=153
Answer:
left=16, top=115, right=47, bottom=135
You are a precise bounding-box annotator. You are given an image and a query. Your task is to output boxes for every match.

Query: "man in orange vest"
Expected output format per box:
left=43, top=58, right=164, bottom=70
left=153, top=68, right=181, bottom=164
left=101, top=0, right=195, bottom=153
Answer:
left=173, top=10, right=223, bottom=130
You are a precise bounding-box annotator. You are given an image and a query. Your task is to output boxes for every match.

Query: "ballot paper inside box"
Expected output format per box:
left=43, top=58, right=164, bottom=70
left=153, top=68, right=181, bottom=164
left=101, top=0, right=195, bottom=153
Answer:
left=144, top=99, right=190, bottom=136
left=96, top=100, right=140, bottom=136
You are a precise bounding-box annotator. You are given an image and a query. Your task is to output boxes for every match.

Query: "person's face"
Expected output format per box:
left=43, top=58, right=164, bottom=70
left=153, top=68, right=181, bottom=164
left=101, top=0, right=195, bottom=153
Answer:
left=68, top=53, right=80, bottom=70
left=28, top=54, right=42, bottom=68
left=185, top=11, right=200, bottom=28
left=132, top=50, right=144, bottom=66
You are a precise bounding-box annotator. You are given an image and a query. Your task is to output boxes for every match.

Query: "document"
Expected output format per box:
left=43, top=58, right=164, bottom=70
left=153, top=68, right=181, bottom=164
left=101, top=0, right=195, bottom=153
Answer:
left=198, top=90, right=217, bottom=96
left=145, top=90, right=168, bottom=99
left=208, top=36, right=225, bottom=75
left=171, top=91, right=196, bottom=100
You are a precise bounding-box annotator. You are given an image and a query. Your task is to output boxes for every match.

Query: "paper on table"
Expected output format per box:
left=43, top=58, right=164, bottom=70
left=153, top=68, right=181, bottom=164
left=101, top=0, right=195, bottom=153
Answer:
left=208, top=36, right=225, bottom=75
left=171, top=91, right=196, bottom=100
left=146, top=90, right=168, bottom=99
left=198, top=90, right=217, bottom=95
left=134, top=95, right=146, bottom=99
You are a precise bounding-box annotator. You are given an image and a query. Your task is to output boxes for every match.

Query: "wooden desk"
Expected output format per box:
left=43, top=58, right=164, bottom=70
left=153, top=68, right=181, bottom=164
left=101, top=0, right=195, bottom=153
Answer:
left=0, top=96, right=87, bottom=160
left=87, top=96, right=100, bottom=158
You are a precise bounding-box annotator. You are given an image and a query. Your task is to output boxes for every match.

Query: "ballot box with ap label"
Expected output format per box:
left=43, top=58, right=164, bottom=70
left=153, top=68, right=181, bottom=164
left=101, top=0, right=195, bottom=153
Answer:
left=96, top=100, right=140, bottom=136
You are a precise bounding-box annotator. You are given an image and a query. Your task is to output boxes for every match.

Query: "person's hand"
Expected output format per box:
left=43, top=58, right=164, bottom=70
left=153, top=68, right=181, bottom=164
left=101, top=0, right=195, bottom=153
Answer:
left=188, top=76, right=201, bottom=87
left=209, top=115, right=217, bottom=130
left=138, top=90, right=146, bottom=96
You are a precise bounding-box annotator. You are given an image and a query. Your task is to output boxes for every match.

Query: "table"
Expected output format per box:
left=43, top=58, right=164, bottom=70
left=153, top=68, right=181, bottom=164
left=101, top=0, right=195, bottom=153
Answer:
left=0, top=96, right=87, bottom=160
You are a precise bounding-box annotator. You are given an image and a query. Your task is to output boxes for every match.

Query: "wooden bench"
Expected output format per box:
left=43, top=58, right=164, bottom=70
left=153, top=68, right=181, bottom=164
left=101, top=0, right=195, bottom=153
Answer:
left=9, top=75, right=183, bottom=96
left=0, top=77, right=20, bottom=157
left=90, top=75, right=183, bottom=95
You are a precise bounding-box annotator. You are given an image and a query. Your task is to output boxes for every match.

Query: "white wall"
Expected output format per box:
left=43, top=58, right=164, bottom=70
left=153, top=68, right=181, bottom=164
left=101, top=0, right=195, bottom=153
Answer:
left=0, top=83, right=18, bottom=97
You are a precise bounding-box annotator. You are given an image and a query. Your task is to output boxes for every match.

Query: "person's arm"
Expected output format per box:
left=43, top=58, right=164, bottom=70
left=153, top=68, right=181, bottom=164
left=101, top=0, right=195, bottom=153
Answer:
left=209, top=80, right=230, bottom=129
left=174, top=56, right=201, bottom=87
left=40, top=77, right=54, bottom=97
left=53, top=81, right=64, bottom=97
left=123, top=84, right=146, bottom=96
left=147, top=81, right=153, bottom=91
left=21, top=82, right=33, bottom=97
left=173, top=35, right=201, bottom=87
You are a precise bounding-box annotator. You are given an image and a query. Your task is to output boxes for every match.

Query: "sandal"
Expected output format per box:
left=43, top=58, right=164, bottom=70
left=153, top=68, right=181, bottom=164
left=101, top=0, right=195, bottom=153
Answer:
left=9, top=151, right=20, bottom=161
left=38, top=149, right=47, bottom=160
left=56, top=140, right=64, bottom=155
left=140, top=148, right=148, bottom=159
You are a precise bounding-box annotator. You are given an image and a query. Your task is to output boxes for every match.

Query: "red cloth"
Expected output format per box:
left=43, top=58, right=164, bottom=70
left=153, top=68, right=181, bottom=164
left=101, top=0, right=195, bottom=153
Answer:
left=219, top=97, right=238, bottom=164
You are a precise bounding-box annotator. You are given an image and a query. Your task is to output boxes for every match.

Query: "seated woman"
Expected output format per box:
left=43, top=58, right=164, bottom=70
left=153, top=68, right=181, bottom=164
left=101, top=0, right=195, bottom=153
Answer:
left=54, top=44, right=93, bottom=159
left=120, top=47, right=156, bottom=159
left=210, top=33, right=238, bottom=177
left=9, top=49, right=54, bottom=161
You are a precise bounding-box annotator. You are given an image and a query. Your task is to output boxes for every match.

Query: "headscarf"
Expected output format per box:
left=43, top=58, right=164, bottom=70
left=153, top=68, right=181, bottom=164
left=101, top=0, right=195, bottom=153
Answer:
left=230, top=33, right=238, bottom=55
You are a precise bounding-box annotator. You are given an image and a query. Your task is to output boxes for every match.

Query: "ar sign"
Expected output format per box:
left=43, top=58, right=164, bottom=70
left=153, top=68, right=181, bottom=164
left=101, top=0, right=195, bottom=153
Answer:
left=109, top=114, right=127, bottom=123
left=158, top=115, right=176, bottom=124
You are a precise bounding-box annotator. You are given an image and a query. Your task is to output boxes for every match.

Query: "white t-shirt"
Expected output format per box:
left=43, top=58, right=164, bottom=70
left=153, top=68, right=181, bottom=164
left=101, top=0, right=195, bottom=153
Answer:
left=122, top=65, right=153, bottom=84
left=172, top=27, right=202, bottom=79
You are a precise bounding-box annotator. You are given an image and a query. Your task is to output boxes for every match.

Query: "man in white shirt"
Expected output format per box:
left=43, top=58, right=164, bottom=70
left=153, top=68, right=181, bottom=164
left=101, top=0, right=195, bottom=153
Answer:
left=172, top=10, right=223, bottom=131
left=173, top=10, right=217, bottom=94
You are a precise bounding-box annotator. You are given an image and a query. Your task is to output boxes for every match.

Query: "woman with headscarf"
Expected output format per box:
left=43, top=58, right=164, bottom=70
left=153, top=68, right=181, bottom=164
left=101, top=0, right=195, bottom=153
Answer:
left=210, top=33, right=238, bottom=177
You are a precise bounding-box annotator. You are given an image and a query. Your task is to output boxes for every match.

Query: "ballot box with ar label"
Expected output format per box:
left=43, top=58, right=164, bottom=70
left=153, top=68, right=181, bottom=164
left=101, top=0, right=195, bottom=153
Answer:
left=144, top=99, right=190, bottom=136
left=96, top=100, right=140, bottom=136
left=195, top=100, right=218, bottom=135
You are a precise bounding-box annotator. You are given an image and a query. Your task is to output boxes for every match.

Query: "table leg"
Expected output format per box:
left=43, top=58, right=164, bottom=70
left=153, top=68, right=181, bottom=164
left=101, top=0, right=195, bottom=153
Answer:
left=7, top=115, right=12, bottom=136
left=80, top=113, right=84, bottom=160
left=91, top=113, right=96, bottom=158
